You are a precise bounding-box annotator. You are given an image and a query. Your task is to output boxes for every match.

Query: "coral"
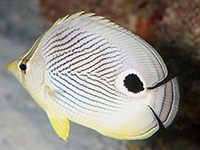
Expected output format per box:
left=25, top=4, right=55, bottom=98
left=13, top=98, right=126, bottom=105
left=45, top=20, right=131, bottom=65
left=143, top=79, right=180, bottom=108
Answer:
left=39, top=0, right=166, bottom=41
left=158, top=0, right=200, bottom=61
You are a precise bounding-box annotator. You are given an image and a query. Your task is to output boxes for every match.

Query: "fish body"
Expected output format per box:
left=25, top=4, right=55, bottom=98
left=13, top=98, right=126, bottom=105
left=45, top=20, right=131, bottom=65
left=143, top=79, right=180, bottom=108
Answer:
left=7, top=12, right=179, bottom=141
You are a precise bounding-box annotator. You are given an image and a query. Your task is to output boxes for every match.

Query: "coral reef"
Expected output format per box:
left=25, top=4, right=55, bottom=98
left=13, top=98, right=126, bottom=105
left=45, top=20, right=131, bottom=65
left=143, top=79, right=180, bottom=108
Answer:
left=39, top=0, right=165, bottom=37
left=158, top=0, right=200, bottom=61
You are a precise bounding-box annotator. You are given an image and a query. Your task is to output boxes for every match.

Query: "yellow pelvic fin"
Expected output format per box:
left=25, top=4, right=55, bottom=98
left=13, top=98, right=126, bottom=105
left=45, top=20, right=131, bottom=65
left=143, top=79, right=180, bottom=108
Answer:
left=47, top=113, right=70, bottom=141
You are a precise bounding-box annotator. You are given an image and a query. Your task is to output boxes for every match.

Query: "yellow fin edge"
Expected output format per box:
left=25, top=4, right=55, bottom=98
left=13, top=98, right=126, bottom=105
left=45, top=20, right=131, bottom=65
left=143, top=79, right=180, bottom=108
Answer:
left=47, top=113, right=70, bottom=141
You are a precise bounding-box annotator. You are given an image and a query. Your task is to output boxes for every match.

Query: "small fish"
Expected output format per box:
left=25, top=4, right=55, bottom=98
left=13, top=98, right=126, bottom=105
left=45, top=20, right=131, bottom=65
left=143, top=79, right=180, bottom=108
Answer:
left=7, top=12, right=179, bottom=141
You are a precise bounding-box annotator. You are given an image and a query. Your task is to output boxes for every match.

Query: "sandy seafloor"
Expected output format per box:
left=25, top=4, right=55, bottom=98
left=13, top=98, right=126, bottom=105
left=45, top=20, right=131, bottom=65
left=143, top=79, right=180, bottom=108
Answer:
left=0, top=0, right=128, bottom=149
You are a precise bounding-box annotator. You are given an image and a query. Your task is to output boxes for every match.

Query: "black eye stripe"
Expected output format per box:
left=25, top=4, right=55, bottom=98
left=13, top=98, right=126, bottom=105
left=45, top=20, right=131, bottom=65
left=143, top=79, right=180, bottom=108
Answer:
left=19, top=64, right=27, bottom=71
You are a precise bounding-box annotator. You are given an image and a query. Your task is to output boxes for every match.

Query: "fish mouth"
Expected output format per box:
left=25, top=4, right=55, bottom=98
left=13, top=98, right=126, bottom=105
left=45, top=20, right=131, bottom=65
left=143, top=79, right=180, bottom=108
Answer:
left=7, top=60, right=18, bottom=75
left=7, top=59, right=25, bottom=87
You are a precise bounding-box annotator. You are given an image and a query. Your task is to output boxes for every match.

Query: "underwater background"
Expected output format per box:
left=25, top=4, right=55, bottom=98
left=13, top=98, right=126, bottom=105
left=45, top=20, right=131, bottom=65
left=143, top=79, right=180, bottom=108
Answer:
left=0, top=0, right=199, bottom=149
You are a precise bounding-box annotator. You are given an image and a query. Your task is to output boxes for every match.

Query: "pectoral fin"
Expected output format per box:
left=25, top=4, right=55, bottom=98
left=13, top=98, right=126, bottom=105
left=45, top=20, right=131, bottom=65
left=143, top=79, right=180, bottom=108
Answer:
left=47, top=113, right=70, bottom=141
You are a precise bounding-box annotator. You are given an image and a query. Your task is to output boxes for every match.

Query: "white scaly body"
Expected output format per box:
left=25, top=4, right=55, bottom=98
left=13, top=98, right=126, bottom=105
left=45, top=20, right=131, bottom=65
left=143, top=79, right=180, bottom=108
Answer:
left=7, top=12, right=179, bottom=141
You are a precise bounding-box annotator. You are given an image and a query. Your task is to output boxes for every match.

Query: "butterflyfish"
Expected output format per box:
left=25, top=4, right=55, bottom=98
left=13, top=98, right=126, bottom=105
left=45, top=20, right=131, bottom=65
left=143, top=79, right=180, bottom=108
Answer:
left=7, top=12, right=179, bottom=141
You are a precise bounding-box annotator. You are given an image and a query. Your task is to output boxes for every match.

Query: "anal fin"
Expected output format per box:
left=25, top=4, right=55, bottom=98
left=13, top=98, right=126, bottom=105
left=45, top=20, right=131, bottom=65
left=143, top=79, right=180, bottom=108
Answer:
left=47, top=113, right=70, bottom=141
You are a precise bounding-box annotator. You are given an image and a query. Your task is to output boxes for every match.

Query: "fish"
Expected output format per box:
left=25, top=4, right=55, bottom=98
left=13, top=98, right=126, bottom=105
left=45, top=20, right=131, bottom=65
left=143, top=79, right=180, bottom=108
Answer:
left=7, top=12, right=179, bottom=141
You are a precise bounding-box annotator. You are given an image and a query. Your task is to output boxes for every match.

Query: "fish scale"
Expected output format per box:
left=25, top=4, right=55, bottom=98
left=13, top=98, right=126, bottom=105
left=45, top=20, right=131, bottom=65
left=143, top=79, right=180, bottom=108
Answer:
left=44, top=29, right=129, bottom=104
left=43, top=28, right=81, bottom=54
left=47, top=49, right=126, bottom=100
left=7, top=12, right=179, bottom=141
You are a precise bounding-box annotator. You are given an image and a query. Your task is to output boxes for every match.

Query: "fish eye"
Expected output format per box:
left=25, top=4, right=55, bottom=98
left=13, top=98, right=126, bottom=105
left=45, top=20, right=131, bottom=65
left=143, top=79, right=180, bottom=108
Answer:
left=19, top=64, right=27, bottom=71
left=123, top=73, right=144, bottom=93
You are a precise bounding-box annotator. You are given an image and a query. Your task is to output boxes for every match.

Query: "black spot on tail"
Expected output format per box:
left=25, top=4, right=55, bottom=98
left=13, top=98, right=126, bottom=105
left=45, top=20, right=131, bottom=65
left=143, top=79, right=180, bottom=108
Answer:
left=123, top=73, right=144, bottom=93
